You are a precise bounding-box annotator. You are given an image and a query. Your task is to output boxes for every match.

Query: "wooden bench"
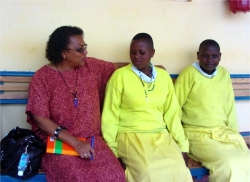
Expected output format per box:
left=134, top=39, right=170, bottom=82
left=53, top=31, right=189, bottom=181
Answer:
left=1, top=64, right=249, bottom=104
left=1, top=63, right=250, bottom=181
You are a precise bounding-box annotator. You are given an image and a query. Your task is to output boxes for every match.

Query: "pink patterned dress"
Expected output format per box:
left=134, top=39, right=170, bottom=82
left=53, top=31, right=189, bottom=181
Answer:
left=26, top=57, right=125, bottom=182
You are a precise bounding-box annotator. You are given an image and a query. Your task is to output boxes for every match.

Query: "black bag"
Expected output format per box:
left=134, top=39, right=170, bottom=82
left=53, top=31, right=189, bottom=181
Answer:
left=0, top=126, right=46, bottom=179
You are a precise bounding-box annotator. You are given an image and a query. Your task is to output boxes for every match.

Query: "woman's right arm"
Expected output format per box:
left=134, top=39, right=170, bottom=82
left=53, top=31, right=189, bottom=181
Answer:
left=32, top=114, right=95, bottom=159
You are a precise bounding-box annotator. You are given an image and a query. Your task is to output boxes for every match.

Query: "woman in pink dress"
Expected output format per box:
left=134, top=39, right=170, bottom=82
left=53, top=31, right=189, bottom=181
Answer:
left=26, top=26, right=125, bottom=182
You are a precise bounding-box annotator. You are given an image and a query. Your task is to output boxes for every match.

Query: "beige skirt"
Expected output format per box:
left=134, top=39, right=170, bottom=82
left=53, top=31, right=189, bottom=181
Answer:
left=117, top=132, right=192, bottom=182
left=185, top=126, right=250, bottom=182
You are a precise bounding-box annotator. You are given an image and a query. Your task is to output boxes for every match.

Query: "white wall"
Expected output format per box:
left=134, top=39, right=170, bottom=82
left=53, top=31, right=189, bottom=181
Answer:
left=236, top=101, right=250, bottom=131
left=1, top=0, right=250, bottom=138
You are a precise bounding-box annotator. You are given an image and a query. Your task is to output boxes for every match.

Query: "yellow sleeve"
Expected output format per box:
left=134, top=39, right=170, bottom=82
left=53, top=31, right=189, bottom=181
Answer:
left=101, top=73, right=122, bottom=157
left=174, top=70, right=193, bottom=110
left=163, top=74, right=189, bottom=152
left=225, top=76, right=238, bottom=132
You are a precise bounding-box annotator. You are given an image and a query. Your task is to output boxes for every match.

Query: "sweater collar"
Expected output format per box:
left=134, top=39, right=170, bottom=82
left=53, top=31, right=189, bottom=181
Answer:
left=131, top=62, right=157, bottom=83
left=192, top=62, right=217, bottom=78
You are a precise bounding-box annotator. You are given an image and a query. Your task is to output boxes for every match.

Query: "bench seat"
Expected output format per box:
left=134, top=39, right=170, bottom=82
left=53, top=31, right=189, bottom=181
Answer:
left=1, top=65, right=250, bottom=181
left=1, top=132, right=249, bottom=182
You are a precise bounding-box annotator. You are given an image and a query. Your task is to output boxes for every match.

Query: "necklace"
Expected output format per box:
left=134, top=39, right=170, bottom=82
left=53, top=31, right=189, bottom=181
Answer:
left=139, top=74, right=155, bottom=102
left=55, top=65, right=79, bottom=107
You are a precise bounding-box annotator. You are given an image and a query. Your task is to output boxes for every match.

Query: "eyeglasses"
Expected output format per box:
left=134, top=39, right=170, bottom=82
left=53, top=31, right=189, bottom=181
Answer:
left=67, top=44, right=87, bottom=54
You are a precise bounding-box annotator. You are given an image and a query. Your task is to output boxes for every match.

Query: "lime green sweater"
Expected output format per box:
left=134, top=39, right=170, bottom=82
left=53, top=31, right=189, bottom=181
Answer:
left=174, top=65, right=238, bottom=131
left=101, top=64, right=189, bottom=156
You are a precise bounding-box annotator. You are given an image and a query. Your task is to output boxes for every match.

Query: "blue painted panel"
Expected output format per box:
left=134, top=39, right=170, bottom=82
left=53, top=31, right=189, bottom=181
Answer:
left=0, top=71, right=35, bottom=77
left=240, top=131, right=250, bottom=137
left=0, top=99, right=28, bottom=104
left=0, top=168, right=211, bottom=181
left=235, top=96, right=250, bottom=101
left=0, top=174, right=47, bottom=182
left=1, top=169, right=210, bottom=182
left=190, top=167, right=209, bottom=180
left=230, top=74, right=250, bottom=78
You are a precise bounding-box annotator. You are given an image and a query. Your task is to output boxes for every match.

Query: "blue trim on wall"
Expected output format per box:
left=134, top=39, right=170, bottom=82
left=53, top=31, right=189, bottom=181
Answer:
left=0, top=71, right=35, bottom=77
left=240, top=131, right=250, bottom=136
left=235, top=96, right=250, bottom=101
left=170, top=74, right=250, bottom=78
left=0, top=99, right=28, bottom=104
left=230, top=74, right=250, bottom=78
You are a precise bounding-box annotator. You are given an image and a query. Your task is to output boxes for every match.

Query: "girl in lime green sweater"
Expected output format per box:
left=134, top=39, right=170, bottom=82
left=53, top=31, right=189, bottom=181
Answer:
left=174, top=39, right=250, bottom=182
left=102, top=33, right=192, bottom=182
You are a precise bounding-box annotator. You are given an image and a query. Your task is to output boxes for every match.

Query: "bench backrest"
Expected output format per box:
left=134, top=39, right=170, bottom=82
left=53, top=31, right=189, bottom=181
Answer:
left=1, top=63, right=250, bottom=104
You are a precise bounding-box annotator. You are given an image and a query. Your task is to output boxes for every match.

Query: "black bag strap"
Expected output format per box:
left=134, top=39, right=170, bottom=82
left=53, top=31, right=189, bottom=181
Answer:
left=1, top=127, right=45, bottom=151
left=1, top=127, right=24, bottom=148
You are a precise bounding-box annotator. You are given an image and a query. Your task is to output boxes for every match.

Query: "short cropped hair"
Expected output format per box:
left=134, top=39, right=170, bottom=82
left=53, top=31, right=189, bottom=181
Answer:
left=45, top=26, right=83, bottom=64
left=199, top=39, right=220, bottom=52
left=132, top=33, right=154, bottom=49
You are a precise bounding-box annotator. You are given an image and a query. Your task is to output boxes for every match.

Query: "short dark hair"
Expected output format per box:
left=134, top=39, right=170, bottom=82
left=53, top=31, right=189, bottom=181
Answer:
left=45, top=26, right=83, bottom=64
left=132, top=33, right=154, bottom=49
left=199, top=39, right=220, bottom=52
